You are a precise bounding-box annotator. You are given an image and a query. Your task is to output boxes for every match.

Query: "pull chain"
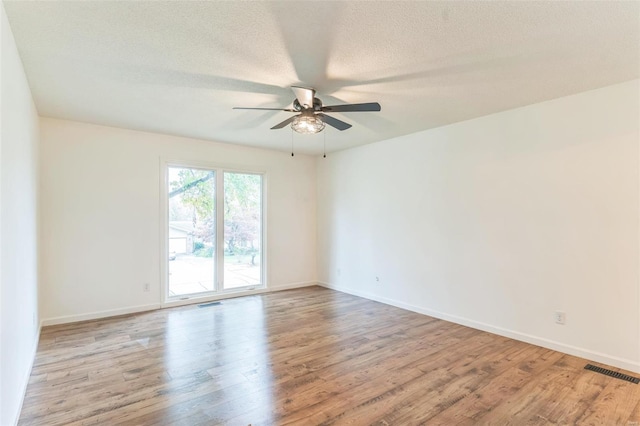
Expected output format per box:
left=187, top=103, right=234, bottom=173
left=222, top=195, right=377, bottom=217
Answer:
left=291, top=127, right=294, bottom=157
left=323, top=129, right=326, bottom=158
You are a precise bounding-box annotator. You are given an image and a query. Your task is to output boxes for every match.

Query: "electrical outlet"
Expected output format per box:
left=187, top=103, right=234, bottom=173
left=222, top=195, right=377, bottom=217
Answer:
left=555, top=311, right=566, bottom=325
left=143, top=283, right=150, bottom=292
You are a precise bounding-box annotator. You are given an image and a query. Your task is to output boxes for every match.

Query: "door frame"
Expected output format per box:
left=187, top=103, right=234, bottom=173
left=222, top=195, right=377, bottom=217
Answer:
left=159, top=158, right=267, bottom=305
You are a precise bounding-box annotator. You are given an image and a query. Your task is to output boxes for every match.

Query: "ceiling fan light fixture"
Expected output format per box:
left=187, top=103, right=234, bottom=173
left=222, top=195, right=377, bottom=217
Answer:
left=291, top=114, right=325, bottom=134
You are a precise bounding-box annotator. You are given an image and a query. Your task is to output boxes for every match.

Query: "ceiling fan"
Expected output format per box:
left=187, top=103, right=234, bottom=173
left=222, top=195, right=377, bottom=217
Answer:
left=233, top=86, right=381, bottom=134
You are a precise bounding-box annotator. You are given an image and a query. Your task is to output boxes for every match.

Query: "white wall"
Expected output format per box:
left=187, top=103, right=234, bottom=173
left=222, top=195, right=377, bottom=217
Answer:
left=317, top=79, right=640, bottom=372
left=0, top=3, right=40, bottom=425
left=39, top=118, right=316, bottom=323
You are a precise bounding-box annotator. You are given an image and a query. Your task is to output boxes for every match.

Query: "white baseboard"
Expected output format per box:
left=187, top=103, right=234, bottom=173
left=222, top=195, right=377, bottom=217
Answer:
left=41, top=303, right=162, bottom=326
left=41, top=281, right=317, bottom=326
left=13, top=322, right=41, bottom=425
left=318, top=281, right=640, bottom=374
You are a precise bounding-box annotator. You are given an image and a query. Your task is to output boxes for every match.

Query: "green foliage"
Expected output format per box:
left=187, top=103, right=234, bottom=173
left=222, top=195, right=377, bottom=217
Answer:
left=194, top=247, right=214, bottom=258
left=224, top=173, right=260, bottom=214
left=193, top=241, right=205, bottom=251
left=224, top=173, right=261, bottom=257
left=169, top=169, right=215, bottom=219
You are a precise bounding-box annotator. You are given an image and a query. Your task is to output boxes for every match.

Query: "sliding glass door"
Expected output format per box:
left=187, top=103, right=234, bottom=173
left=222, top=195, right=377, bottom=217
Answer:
left=165, top=165, right=264, bottom=299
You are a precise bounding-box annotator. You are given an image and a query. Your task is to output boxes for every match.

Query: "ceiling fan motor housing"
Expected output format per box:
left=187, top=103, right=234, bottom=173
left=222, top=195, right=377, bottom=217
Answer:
left=293, top=98, right=323, bottom=112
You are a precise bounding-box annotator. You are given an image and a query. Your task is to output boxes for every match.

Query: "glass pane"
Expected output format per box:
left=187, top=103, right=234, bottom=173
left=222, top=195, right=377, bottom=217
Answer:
left=223, top=172, right=262, bottom=289
left=168, top=167, right=215, bottom=296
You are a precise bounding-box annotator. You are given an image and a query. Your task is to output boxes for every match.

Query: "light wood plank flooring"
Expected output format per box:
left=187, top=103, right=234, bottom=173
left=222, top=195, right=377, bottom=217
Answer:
left=19, top=286, right=640, bottom=425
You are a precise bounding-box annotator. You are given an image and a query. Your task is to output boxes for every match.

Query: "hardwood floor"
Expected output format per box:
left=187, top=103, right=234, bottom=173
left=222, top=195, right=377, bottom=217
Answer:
left=19, top=286, right=640, bottom=425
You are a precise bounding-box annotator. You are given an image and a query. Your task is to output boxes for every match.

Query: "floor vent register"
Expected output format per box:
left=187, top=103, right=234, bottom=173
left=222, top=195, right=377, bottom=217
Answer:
left=584, top=364, right=639, bottom=384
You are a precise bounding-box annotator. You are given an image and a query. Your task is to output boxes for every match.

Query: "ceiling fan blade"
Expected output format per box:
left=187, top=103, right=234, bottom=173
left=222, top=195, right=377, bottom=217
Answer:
left=233, top=107, right=296, bottom=112
left=322, top=102, right=380, bottom=112
left=270, top=115, right=298, bottom=130
left=291, top=86, right=315, bottom=109
left=318, top=113, right=352, bottom=131
left=322, top=102, right=381, bottom=112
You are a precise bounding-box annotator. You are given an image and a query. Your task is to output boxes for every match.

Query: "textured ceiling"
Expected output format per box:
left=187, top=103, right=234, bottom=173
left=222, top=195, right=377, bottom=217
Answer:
left=3, top=1, right=639, bottom=155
